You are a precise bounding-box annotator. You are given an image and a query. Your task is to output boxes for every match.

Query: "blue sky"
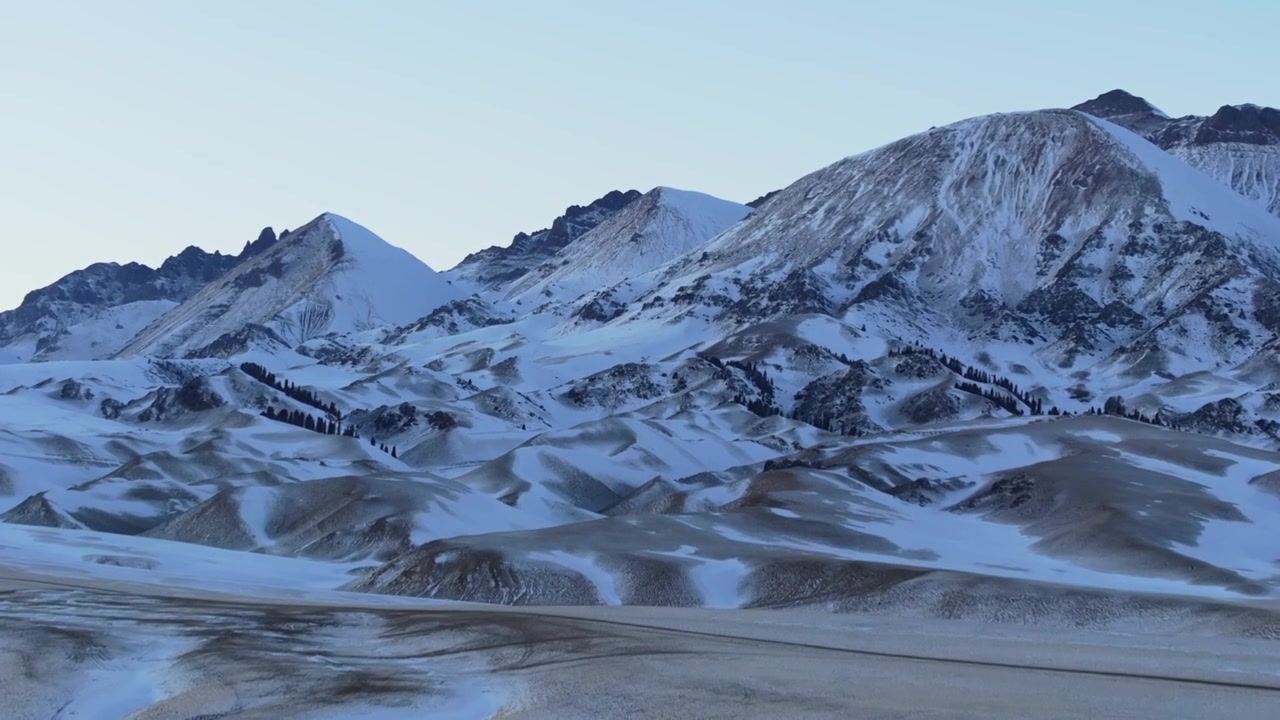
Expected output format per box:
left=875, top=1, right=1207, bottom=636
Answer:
left=2, top=0, right=1277, bottom=309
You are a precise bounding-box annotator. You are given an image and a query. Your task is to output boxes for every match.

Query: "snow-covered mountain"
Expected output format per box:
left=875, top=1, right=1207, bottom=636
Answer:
left=503, top=186, right=750, bottom=305
left=447, top=189, right=642, bottom=290
left=0, top=228, right=278, bottom=363
left=629, top=109, right=1280, bottom=375
left=115, top=214, right=462, bottom=358
left=1075, top=89, right=1280, bottom=216
left=5, top=94, right=1280, bottom=635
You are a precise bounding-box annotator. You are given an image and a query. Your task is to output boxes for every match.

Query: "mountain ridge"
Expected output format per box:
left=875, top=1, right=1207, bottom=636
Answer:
left=0, top=227, right=280, bottom=363
left=114, top=213, right=461, bottom=358
left=1073, top=90, right=1280, bottom=216
left=448, top=189, right=643, bottom=290
left=502, top=186, right=750, bottom=306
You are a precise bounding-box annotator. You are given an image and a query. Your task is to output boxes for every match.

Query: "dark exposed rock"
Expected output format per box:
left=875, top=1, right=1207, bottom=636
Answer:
left=185, top=324, right=289, bottom=359
left=1098, top=301, right=1146, bottom=329
left=174, top=377, right=226, bottom=413
left=893, top=353, right=945, bottom=380
left=792, top=362, right=886, bottom=436
left=242, top=227, right=279, bottom=258
left=727, top=269, right=833, bottom=321
left=668, top=274, right=734, bottom=309
left=900, top=386, right=961, bottom=424
left=951, top=472, right=1038, bottom=513
left=387, top=298, right=511, bottom=342
left=99, top=398, right=124, bottom=420
left=1075, top=90, right=1280, bottom=215
left=58, top=380, right=94, bottom=401
left=786, top=344, right=847, bottom=374
left=851, top=273, right=908, bottom=306
left=572, top=294, right=626, bottom=323
left=426, top=410, right=458, bottom=431
left=1170, top=398, right=1253, bottom=436
left=136, top=377, right=226, bottom=422
left=453, top=190, right=642, bottom=288
left=345, top=403, right=456, bottom=438
left=1072, top=89, right=1164, bottom=120
left=0, top=226, right=279, bottom=356
left=1192, top=104, right=1280, bottom=147
left=745, top=189, right=780, bottom=209
left=887, top=477, right=975, bottom=507
left=564, top=363, right=664, bottom=409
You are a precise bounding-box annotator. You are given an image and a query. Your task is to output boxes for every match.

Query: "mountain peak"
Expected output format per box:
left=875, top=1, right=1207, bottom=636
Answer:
left=1074, top=92, right=1280, bottom=216
left=1072, top=89, right=1167, bottom=120
left=240, top=227, right=278, bottom=259
left=1203, top=103, right=1280, bottom=145
left=448, top=189, right=644, bottom=290
left=322, top=213, right=393, bottom=252
left=561, top=190, right=641, bottom=221
left=686, top=108, right=1278, bottom=303
left=503, top=187, right=748, bottom=305
left=0, top=226, right=288, bottom=362
left=116, top=214, right=459, bottom=358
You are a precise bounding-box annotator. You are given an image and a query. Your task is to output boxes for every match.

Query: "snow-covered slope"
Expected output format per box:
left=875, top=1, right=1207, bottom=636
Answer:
left=0, top=300, right=177, bottom=364
left=1075, top=90, right=1280, bottom=217
left=629, top=109, right=1280, bottom=373
left=0, top=230, right=278, bottom=364
left=503, top=187, right=749, bottom=304
left=115, top=214, right=463, bottom=358
left=447, top=189, right=642, bottom=291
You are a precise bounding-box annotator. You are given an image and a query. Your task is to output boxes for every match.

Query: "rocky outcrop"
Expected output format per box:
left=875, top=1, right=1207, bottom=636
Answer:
left=450, top=190, right=642, bottom=288
left=134, top=377, right=227, bottom=422
left=0, top=227, right=279, bottom=360
left=563, top=363, right=665, bottom=410
left=792, top=363, right=886, bottom=435
left=1074, top=90, right=1280, bottom=216
left=1171, top=398, right=1254, bottom=436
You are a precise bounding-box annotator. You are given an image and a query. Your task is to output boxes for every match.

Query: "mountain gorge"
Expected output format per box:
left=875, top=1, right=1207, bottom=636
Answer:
left=4, top=90, right=1280, bottom=633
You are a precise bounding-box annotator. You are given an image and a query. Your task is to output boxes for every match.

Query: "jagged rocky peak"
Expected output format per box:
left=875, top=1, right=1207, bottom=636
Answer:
left=1199, top=103, right=1280, bottom=146
left=505, top=186, right=750, bottom=304
left=1073, top=89, right=1166, bottom=120
left=448, top=189, right=643, bottom=289
left=115, top=213, right=461, bottom=359
left=1073, top=90, right=1280, bottom=216
left=745, top=189, right=780, bottom=209
left=0, top=225, right=286, bottom=363
left=240, top=226, right=280, bottom=258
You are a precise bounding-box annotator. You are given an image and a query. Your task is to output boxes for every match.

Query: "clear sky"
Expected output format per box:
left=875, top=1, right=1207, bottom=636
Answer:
left=2, top=0, right=1277, bottom=310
